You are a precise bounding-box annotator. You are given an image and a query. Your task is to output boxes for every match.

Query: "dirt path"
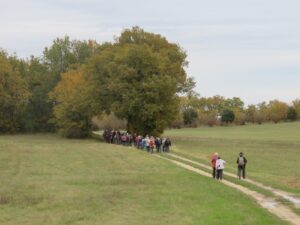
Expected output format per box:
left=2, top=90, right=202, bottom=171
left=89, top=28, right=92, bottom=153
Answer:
left=156, top=155, right=300, bottom=225
left=168, top=153, right=300, bottom=208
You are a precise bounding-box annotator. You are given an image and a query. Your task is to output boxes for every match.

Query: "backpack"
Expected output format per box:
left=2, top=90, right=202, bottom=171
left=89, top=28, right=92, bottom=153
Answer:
left=238, top=156, right=245, bottom=166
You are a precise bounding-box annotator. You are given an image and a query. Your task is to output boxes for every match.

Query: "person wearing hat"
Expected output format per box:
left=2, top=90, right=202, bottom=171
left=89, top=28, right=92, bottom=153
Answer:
left=236, top=152, right=247, bottom=179
left=211, top=152, right=218, bottom=179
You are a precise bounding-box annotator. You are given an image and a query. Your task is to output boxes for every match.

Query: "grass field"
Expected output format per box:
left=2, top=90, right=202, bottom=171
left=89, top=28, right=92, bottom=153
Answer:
left=0, top=134, right=287, bottom=225
left=165, top=122, right=300, bottom=195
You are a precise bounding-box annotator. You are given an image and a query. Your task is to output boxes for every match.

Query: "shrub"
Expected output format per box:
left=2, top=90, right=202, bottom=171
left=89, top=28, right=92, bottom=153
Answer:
left=221, top=110, right=235, bottom=124
left=287, top=107, right=298, bottom=121
left=183, top=107, right=198, bottom=127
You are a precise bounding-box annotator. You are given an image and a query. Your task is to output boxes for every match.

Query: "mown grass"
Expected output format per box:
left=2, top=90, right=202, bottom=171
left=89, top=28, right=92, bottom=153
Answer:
left=164, top=122, right=300, bottom=195
left=0, top=134, right=287, bottom=225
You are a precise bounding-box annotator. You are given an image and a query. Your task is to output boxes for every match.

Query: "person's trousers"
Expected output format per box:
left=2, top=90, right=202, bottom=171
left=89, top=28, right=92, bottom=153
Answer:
left=238, top=166, right=246, bottom=179
left=212, top=167, right=216, bottom=178
left=216, top=169, right=223, bottom=180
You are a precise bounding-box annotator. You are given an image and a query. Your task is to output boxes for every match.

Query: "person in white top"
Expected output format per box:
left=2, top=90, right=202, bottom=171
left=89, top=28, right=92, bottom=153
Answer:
left=215, top=156, right=226, bottom=180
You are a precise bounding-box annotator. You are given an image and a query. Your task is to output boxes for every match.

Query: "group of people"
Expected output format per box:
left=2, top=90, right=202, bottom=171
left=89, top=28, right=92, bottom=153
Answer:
left=210, top=152, right=247, bottom=180
left=102, top=129, right=172, bottom=153
left=103, top=129, right=248, bottom=180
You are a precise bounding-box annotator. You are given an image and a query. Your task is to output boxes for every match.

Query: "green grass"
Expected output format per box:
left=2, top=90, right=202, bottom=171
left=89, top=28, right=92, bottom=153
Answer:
left=164, top=122, right=300, bottom=195
left=0, top=134, right=287, bottom=225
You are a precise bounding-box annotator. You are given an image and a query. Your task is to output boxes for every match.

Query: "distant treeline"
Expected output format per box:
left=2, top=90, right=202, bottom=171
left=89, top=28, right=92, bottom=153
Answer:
left=172, top=95, right=300, bottom=128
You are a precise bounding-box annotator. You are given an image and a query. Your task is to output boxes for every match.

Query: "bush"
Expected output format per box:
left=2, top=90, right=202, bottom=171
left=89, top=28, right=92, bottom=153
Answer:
left=198, top=112, right=218, bottom=127
left=287, top=107, right=298, bottom=121
left=221, top=110, right=235, bottom=124
left=183, top=107, right=198, bottom=127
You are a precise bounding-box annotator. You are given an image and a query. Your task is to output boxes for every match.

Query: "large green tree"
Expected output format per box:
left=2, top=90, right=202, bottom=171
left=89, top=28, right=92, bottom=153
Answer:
left=87, top=27, right=188, bottom=136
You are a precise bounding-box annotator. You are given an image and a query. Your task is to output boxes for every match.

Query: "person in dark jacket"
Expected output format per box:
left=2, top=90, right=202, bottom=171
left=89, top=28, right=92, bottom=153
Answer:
left=155, top=137, right=162, bottom=153
left=236, top=152, right=247, bottom=179
left=164, top=138, right=171, bottom=152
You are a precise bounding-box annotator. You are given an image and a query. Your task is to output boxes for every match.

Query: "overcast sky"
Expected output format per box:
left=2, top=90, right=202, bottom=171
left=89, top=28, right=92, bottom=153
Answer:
left=1, top=0, right=299, bottom=105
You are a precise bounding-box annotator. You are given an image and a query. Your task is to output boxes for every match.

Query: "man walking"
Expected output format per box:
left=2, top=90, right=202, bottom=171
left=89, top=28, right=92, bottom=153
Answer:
left=237, top=152, right=247, bottom=179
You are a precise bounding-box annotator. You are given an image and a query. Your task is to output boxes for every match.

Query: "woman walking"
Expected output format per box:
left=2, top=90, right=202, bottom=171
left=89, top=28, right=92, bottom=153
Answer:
left=215, top=156, right=226, bottom=181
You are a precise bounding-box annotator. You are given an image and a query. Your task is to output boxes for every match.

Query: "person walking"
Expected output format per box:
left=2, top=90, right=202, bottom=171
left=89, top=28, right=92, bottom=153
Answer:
left=155, top=137, right=162, bottom=153
left=149, top=136, right=155, bottom=153
left=145, top=135, right=150, bottom=152
left=215, top=156, right=226, bottom=181
left=237, top=152, right=247, bottom=179
left=164, top=138, right=171, bottom=152
left=211, top=152, right=218, bottom=179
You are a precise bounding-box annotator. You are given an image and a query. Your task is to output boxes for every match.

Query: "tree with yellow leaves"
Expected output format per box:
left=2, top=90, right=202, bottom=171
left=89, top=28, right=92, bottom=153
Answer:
left=50, top=67, right=94, bottom=138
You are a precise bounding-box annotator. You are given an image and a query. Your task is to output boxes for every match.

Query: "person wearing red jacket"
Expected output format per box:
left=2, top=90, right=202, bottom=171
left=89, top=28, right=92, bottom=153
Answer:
left=211, top=152, right=218, bottom=179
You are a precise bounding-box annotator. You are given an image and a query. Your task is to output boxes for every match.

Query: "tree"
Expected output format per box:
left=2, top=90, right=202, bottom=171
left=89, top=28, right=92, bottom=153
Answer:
left=287, top=107, right=298, bottom=121
left=204, top=95, right=226, bottom=112
left=245, top=104, right=257, bottom=123
left=43, top=37, right=100, bottom=90
left=19, top=56, right=55, bottom=131
left=180, top=77, right=198, bottom=97
left=256, top=102, right=268, bottom=124
left=50, top=67, right=94, bottom=138
left=0, top=51, right=31, bottom=133
left=267, top=100, right=289, bottom=123
left=233, top=109, right=246, bottom=125
left=43, top=36, right=76, bottom=78
left=221, top=109, right=235, bottom=124
left=224, top=97, right=244, bottom=111
left=183, top=107, right=198, bottom=127
left=87, top=27, right=189, bottom=136
left=293, top=99, right=300, bottom=119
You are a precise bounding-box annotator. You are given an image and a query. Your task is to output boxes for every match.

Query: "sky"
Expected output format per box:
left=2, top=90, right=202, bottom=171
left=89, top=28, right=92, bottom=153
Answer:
left=1, top=0, right=299, bottom=105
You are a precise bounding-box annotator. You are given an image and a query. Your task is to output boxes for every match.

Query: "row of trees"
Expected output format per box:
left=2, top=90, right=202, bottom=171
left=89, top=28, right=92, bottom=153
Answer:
left=0, top=37, right=99, bottom=133
left=176, top=95, right=300, bottom=127
left=0, top=27, right=191, bottom=137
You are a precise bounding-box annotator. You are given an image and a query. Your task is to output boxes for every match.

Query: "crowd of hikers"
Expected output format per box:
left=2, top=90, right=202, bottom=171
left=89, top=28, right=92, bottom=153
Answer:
left=210, top=152, right=248, bottom=180
left=102, top=129, right=172, bottom=153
